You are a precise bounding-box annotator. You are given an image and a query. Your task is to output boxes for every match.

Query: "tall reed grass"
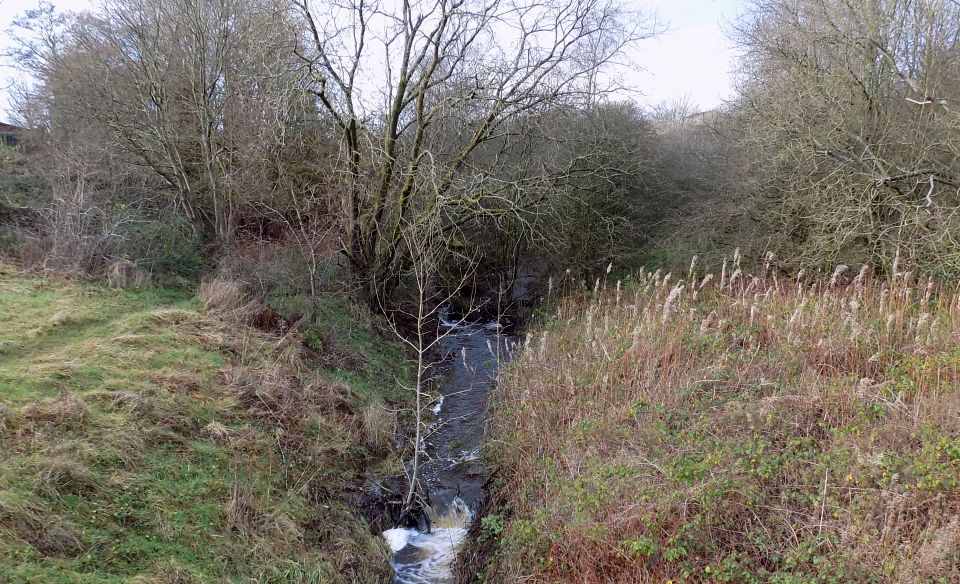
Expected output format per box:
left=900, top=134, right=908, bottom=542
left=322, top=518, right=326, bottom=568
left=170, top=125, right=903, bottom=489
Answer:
left=482, top=254, right=960, bottom=583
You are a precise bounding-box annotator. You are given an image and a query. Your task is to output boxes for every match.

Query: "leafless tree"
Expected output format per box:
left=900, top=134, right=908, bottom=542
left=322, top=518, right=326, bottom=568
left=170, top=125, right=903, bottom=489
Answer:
left=730, top=0, right=960, bottom=274
left=292, top=0, right=658, bottom=300
left=378, top=194, right=478, bottom=518
left=12, top=0, right=314, bottom=244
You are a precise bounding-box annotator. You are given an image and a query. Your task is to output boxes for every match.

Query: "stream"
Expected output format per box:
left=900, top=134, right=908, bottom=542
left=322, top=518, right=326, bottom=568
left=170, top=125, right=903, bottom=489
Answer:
left=382, top=313, right=514, bottom=584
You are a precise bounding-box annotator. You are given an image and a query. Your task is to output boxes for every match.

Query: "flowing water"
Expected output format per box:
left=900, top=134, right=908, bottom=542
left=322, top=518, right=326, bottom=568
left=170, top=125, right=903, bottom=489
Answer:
left=383, top=313, right=514, bottom=584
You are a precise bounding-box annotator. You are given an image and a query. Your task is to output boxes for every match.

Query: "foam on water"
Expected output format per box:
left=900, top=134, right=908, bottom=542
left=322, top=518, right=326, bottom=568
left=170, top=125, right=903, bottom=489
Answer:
left=431, top=393, right=444, bottom=415
left=383, top=527, right=415, bottom=552
left=385, top=310, right=515, bottom=583
left=385, top=498, right=472, bottom=584
left=438, top=304, right=460, bottom=329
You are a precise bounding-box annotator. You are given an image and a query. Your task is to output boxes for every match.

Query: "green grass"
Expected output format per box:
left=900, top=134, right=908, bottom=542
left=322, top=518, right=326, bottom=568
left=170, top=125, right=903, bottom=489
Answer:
left=0, top=263, right=403, bottom=583
left=267, top=288, right=409, bottom=403
left=0, top=272, right=199, bottom=401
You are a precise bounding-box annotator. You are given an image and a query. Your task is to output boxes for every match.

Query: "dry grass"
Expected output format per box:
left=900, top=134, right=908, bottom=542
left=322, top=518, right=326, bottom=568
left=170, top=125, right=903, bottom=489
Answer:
left=35, top=456, right=100, bottom=499
left=0, top=491, right=85, bottom=557
left=481, top=255, right=960, bottom=583
left=197, top=276, right=256, bottom=320
left=362, top=400, right=398, bottom=453
left=226, top=485, right=303, bottom=541
left=127, top=559, right=203, bottom=584
left=105, top=259, right=150, bottom=289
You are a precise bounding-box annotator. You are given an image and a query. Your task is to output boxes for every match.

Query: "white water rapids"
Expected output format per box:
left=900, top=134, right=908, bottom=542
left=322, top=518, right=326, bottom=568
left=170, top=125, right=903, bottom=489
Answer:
left=384, top=498, right=473, bottom=584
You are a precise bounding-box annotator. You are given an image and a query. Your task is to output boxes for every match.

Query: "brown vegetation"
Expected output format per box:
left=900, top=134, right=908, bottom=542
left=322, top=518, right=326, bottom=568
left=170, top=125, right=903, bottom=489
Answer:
left=5, top=0, right=673, bottom=302
left=478, top=255, right=960, bottom=582
left=656, top=0, right=960, bottom=277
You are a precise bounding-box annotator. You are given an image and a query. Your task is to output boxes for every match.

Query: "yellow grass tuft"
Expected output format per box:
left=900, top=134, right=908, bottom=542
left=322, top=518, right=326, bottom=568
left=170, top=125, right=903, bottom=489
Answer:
left=362, top=400, right=398, bottom=453
left=105, top=259, right=150, bottom=289
left=0, top=491, right=84, bottom=556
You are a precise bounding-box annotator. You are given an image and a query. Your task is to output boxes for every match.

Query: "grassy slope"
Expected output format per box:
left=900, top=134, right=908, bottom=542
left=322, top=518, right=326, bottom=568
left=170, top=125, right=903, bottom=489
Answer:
left=477, top=264, right=960, bottom=583
left=0, top=263, right=404, bottom=583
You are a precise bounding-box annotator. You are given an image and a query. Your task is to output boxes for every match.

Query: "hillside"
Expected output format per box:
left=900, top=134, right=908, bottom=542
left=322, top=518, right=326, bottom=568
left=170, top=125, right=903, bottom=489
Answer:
left=0, top=263, right=404, bottom=583
left=469, top=261, right=960, bottom=583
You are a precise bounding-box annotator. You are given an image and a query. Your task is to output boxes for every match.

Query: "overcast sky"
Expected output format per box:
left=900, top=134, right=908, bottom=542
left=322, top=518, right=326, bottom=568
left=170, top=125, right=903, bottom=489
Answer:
left=632, top=0, right=743, bottom=109
left=0, top=0, right=746, bottom=120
